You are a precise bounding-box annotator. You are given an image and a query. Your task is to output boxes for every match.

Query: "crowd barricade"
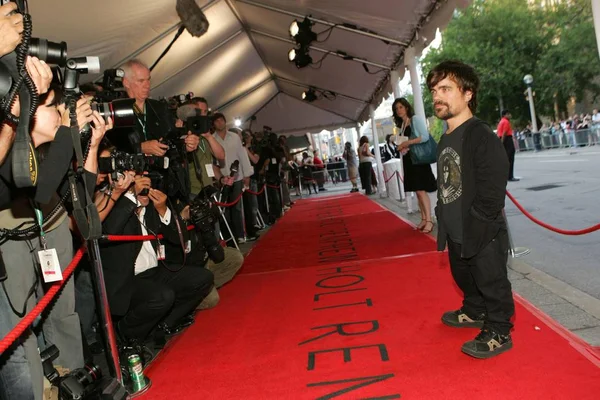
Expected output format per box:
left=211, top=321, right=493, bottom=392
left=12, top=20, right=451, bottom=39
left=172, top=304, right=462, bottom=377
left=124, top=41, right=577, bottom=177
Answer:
left=517, top=128, right=598, bottom=152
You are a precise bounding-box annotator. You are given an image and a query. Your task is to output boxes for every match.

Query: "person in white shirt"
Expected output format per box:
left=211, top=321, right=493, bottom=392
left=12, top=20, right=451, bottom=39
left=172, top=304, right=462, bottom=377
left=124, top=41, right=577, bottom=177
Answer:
left=212, top=113, right=253, bottom=244
left=100, top=175, right=214, bottom=351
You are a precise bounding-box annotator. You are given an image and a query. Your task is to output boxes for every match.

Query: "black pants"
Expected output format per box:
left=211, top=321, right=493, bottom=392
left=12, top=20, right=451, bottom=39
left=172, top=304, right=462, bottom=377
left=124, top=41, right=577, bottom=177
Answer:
left=359, top=162, right=373, bottom=194
left=221, top=180, right=245, bottom=240
left=243, top=190, right=258, bottom=236
left=267, top=185, right=282, bottom=221
left=503, top=137, right=516, bottom=180
left=447, top=230, right=514, bottom=335
left=117, top=265, right=214, bottom=340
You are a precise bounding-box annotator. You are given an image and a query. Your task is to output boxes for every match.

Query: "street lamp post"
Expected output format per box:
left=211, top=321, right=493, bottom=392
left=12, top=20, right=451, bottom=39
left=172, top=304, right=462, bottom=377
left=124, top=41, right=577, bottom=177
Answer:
left=523, top=74, right=540, bottom=151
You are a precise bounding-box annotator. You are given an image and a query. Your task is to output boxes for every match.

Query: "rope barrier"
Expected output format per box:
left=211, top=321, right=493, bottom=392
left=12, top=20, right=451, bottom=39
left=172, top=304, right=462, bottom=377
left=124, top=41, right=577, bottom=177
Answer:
left=384, top=171, right=397, bottom=183
left=245, top=185, right=266, bottom=196
left=506, top=191, right=600, bottom=235
left=214, top=191, right=244, bottom=208
left=0, top=247, right=86, bottom=354
left=266, top=184, right=280, bottom=189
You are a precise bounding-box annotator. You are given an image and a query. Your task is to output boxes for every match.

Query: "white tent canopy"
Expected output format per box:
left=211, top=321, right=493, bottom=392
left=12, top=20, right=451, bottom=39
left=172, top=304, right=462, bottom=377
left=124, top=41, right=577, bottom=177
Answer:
left=29, top=0, right=468, bottom=136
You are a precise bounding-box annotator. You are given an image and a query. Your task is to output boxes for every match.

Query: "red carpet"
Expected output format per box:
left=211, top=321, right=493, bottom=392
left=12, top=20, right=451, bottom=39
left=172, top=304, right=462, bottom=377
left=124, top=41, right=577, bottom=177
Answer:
left=241, top=194, right=436, bottom=273
left=142, top=194, right=600, bottom=399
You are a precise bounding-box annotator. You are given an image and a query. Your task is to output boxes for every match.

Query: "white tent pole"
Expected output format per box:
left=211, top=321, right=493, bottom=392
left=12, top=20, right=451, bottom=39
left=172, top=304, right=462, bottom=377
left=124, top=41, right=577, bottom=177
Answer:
left=370, top=104, right=386, bottom=197
left=404, top=47, right=426, bottom=121
left=593, top=0, right=600, bottom=59
left=238, top=0, right=408, bottom=46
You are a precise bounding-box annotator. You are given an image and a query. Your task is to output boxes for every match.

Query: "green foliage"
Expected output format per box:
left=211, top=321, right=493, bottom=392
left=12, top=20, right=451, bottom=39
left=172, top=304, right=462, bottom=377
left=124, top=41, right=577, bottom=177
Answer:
left=420, top=0, right=600, bottom=126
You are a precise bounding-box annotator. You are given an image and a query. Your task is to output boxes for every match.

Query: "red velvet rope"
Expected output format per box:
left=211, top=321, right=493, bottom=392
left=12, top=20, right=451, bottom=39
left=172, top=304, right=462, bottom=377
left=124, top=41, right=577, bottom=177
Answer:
left=506, top=191, right=600, bottom=235
left=214, top=191, right=244, bottom=208
left=266, top=184, right=280, bottom=189
left=245, top=185, right=265, bottom=196
left=384, top=171, right=397, bottom=183
left=0, top=247, right=86, bottom=354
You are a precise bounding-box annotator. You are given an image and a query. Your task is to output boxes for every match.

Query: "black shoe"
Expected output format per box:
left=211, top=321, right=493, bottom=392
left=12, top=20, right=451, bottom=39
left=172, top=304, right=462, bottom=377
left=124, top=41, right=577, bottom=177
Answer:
left=441, top=309, right=485, bottom=328
left=157, top=322, right=185, bottom=337
left=246, top=234, right=259, bottom=242
left=508, top=178, right=520, bottom=182
left=461, top=328, right=513, bottom=359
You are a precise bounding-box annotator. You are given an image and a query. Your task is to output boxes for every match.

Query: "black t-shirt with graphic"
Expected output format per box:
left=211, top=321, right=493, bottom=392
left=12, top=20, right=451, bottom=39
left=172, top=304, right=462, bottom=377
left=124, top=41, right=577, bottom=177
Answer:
left=437, top=118, right=471, bottom=244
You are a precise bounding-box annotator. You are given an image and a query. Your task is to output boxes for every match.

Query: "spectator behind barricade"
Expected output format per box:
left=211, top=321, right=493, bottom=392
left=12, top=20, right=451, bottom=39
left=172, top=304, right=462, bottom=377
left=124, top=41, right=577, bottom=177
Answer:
left=358, top=136, right=375, bottom=195
left=343, top=142, right=359, bottom=193
left=252, top=131, right=283, bottom=222
left=178, top=97, right=225, bottom=199
left=0, top=69, right=107, bottom=399
left=211, top=113, right=253, bottom=244
left=393, top=97, right=437, bottom=233
left=383, top=134, right=399, bottom=162
left=313, top=149, right=326, bottom=191
left=100, top=173, right=214, bottom=365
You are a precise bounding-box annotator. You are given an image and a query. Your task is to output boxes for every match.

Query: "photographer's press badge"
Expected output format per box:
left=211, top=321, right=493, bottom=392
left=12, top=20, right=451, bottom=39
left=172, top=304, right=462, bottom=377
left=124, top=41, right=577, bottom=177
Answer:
left=38, top=249, right=63, bottom=283
left=205, top=164, right=215, bottom=177
left=157, top=244, right=166, bottom=261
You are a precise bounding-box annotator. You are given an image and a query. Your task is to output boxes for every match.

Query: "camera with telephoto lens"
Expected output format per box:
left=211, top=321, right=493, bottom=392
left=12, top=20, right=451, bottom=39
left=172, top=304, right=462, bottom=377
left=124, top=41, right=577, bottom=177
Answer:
left=98, top=150, right=169, bottom=176
left=189, top=192, right=224, bottom=263
left=41, top=345, right=102, bottom=400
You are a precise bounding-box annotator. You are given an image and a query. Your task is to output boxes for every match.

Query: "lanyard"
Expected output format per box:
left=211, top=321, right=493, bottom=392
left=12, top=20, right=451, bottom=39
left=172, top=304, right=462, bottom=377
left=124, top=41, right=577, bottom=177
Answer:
left=198, top=137, right=207, bottom=154
left=34, top=207, right=47, bottom=250
left=135, top=103, right=147, bottom=140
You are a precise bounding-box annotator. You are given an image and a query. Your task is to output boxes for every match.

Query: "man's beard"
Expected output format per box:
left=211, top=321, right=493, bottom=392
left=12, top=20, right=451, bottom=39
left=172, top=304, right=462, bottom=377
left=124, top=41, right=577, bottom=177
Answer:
left=434, top=103, right=453, bottom=120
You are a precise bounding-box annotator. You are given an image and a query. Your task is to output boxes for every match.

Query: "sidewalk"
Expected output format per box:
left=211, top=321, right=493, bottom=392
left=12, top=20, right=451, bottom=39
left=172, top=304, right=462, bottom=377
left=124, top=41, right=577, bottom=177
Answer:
left=375, top=193, right=600, bottom=347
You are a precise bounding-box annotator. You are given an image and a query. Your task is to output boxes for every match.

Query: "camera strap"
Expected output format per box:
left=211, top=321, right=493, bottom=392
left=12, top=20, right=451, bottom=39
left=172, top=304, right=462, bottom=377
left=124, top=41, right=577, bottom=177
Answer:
left=68, top=102, right=101, bottom=240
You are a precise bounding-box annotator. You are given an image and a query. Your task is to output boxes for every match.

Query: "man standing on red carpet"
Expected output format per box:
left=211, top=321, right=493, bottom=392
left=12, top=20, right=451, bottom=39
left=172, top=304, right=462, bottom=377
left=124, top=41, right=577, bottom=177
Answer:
left=427, top=60, right=514, bottom=359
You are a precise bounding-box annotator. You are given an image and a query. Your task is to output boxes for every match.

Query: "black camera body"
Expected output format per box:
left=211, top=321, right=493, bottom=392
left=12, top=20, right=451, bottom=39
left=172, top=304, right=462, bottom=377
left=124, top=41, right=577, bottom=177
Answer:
left=41, top=345, right=126, bottom=400
left=189, top=193, right=224, bottom=263
left=98, top=151, right=169, bottom=176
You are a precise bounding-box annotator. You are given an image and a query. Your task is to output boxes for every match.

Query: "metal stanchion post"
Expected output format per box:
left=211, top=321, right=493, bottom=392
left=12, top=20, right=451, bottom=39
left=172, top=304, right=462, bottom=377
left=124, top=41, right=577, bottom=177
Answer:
left=214, top=192, right=240, bottom=251
left=502, top=209, right=530, bottom=260
left=395, top=170, right=404, bottom=201
left=87, top=239, right=130, bottom=397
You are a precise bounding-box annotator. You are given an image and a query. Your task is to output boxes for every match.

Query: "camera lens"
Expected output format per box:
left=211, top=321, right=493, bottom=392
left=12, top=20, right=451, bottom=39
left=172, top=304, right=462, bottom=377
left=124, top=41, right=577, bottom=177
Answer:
left=92, top=98, right=136, bottom=128
left=28, top=39, right=67, bottom=67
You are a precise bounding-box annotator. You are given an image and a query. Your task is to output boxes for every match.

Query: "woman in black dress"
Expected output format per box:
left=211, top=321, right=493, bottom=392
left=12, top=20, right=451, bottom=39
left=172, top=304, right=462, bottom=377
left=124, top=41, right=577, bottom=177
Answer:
left=392, top=98, right=437, bottom=233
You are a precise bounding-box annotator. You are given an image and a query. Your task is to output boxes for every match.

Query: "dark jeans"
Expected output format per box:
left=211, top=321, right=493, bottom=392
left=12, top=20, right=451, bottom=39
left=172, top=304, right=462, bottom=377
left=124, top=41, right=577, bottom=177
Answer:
left=447, top=229, right=514, bottom=335
left=243, top=189, right=258, bottom=236
left=221, top=180, right=245, bottom=240
left=503, top=137, right=516, bottom=180
left=359, top=162, right=373, bottom=194
left=117, top=265, right=213, bottom=340
left=267, top=185, right=282, bottom=221
left=0, top=289, right=36, bottom=400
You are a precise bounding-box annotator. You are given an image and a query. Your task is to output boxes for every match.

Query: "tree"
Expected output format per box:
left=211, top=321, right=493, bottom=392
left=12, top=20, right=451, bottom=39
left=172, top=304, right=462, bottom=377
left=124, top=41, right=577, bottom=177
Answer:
left=420, top=0, right=600, bottom=126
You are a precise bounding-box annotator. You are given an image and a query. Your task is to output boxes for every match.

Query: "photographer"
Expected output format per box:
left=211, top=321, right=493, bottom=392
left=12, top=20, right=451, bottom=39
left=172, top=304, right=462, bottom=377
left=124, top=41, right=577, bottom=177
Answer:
left=0, top=2, right=23, bottom=58
left=179, top=97, right=225, bottom=198
left=99, top=174, right=213, bottom=363
left=0, top=76, right=107, bottom=400
left=240, top=129, right=260, bottom=240
left=212, top=113, right=252, bottom=244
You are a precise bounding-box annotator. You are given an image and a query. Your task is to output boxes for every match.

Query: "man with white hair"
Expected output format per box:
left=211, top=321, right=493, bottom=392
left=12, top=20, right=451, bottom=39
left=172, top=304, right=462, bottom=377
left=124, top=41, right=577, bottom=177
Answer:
left=113, top=59, right=199, bottom=156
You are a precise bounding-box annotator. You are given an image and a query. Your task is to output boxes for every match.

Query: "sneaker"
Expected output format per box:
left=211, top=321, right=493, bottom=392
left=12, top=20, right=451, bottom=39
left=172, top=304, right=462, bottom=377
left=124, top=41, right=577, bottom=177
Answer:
left=246, top=234, right=259, bottom=242
left=441, top=309, right=485, bottom=328
left=461, top=328, right=513, bottom=359
left=237, top=237, right=246, bottom=244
